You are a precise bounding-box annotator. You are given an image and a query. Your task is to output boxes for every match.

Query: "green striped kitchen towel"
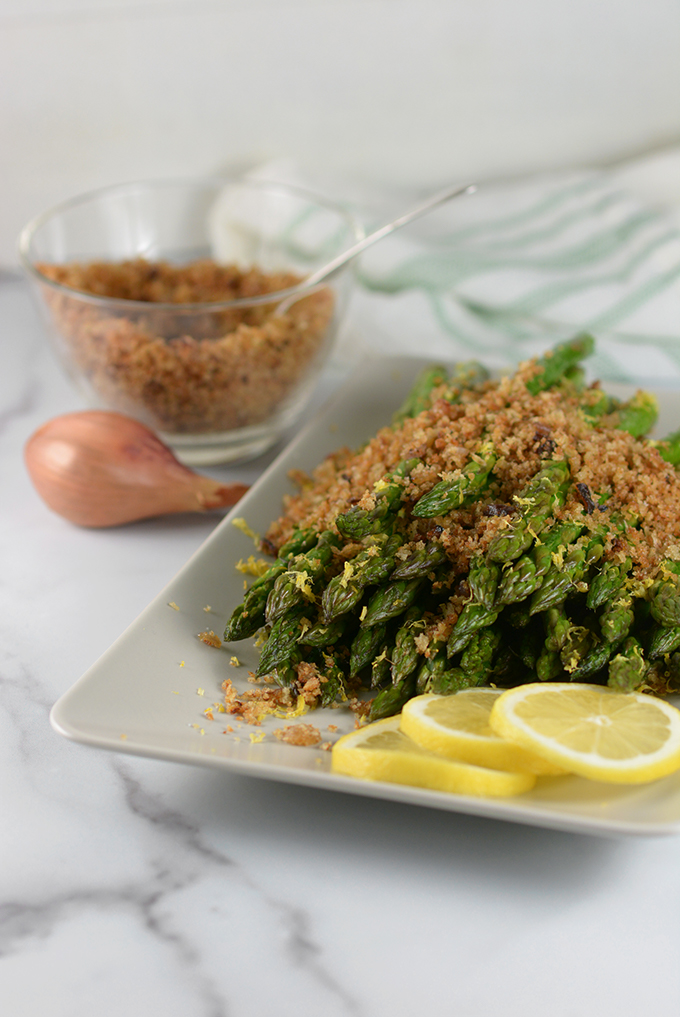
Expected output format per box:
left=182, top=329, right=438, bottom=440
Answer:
left=349, top=166, right=680, bottom=386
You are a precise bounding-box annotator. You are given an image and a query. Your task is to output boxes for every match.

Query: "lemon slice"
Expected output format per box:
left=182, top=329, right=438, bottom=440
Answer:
left=400, top=690, right=566, bottom=775
left=489, top=683, right=680, bottom=784
left=331, top=716, right=536, bottom=797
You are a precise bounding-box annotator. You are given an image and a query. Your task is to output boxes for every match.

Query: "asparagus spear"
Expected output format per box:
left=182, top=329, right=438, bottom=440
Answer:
left=516, top=620, right=546, bottom=672
left=335, top=457, right=420, bottom=539
left=390, top=609, right=422, bottom=686
left=318, top=652, right=348, bottom=707
left=647, top=623, right=680, bottom=660
left=535, top=607, right=573, bottom=679
left=392, top=364, right=448, bottom=424
left=393, top=359, right=490, bottom=425
left=495, top=556, right=543, bottom=606
left=600, top=595, right=635, bottom=645
left=536, top=647, right=563, bottom=681
left=579, top=386, right=620, bottom=427
left=467, top=557, right=500, bottom=610
left=447, top=360, right=491, bottom=394
left=562, top=364, right=586, bottom=393
left=370, top=644, right=392, bottom=689
left=532, top=521, right=585, bottom=577
left=431, top=667, right=480, bottom=694
left=349, top=622, right=388, bottom=677
left=560, top=625, right=597, bottom=675
left=525, top=334, right=595, bottom=396
left=389, top=540, right=448, bottom=580
left=321, top=533, right=402, bottom=623
left=486, top=459, right=571, bottom=563
left=412, top=443, right=497, bottom=518
left=529, top=529, right=605, bottom=615
left=224, top=527, right=319, bottom=641
left=416, top=647, right=451, bottom=694
left=569, top=640, right=612, bottom=680
left=224, top=559, right=288, bottom=640
left=277, top=527, right=320, bottom=559
left=360, top=577, right=424, bottom=628
left=447, top=603, right=500, bottom=656
left=543, top=605, right=573, bottom=653
left=265, top=531, right=340, bottom=623
left=608, top=637, right=648, bottom=692
left=368, top=672, right=418, bottom=721
left=256, top=609, right=307, bottom=677
left=646, top=653, right=680, bottom=695
left=654, top=428, right=680, bottom=468
left=458, top=626, right=501, bottom=683
left=586, top=557, right=632, bottom=610
left=297, top=615, right=346, bottom=648
left=650, top=561, right=680, bottom=628
left=610, top=391, right=659, bottom=438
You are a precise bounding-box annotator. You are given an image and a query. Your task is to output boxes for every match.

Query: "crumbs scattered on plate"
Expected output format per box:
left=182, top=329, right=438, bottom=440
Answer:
left=198, top=630, right=222, bottom=648
left=274, top=723, right=321, bottom=747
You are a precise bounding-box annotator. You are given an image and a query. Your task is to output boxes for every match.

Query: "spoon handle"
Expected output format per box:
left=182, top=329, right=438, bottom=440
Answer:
left=304, top=182, right=476, bottom=288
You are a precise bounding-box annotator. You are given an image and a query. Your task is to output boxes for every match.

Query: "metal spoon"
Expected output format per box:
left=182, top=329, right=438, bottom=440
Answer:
left=277, top=181, right=476, bottom=312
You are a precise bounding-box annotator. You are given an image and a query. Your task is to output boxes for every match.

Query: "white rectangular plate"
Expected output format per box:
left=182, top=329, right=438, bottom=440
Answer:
left=51, top=356, right=680, bottom=837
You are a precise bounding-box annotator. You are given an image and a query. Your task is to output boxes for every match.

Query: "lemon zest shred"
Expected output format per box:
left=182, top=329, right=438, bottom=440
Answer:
left=271, top=695, right=309, bottom=720
left=232, top=517, right=260, bottom=546
left=236, top=555, right=271, bottom=577
left=293, top=571, right=315, bottom=599
left=551, top=545, right=567, bottom=570
left=340, top=561, right=355, bottom=588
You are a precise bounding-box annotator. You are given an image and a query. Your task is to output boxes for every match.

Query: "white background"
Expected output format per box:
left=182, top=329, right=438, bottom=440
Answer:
left=2, top=0, right=680, bottom=264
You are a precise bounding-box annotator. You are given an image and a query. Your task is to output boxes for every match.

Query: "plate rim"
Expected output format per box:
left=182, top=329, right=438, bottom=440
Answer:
left=50, top=354, right=680, bottom=839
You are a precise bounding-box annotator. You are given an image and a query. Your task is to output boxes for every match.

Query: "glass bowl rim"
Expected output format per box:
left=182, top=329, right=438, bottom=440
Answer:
left=17, top=175, right=365, bottom=312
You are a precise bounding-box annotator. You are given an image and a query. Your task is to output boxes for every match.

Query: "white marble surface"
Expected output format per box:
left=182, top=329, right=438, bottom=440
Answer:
left=2, top=272, right=680, bottom=1017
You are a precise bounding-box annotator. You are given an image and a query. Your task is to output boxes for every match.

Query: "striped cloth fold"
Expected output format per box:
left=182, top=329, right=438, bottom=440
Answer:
left=350, top=167, right=680, bottom=386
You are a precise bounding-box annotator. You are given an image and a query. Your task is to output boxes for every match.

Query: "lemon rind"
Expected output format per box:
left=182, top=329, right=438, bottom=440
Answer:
left=331, top=717, right=536, bottom=797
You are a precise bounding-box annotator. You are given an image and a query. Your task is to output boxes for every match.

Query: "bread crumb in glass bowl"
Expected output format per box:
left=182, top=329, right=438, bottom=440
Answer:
left=19, top=178, right=362, bottom=464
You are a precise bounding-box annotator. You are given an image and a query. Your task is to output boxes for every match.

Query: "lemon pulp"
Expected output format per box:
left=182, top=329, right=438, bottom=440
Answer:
left=401, top=690, right=566, bottom=775
left=489, top=683, right=680, bottom=784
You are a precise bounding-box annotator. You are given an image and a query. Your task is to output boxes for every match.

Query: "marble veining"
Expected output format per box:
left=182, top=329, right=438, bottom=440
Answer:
left=2, top=275, right=680, bottom=1016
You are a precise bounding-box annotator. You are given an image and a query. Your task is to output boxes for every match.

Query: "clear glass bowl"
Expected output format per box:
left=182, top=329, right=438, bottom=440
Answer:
left=19, top=177, right=363, bottom=464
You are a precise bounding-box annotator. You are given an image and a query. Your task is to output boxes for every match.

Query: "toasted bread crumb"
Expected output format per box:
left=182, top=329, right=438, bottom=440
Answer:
left=274, top=723, right=322, bottom=747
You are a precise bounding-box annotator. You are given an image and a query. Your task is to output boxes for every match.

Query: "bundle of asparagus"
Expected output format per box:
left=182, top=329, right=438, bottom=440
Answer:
left=224, top=336, right=680, bottom=720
